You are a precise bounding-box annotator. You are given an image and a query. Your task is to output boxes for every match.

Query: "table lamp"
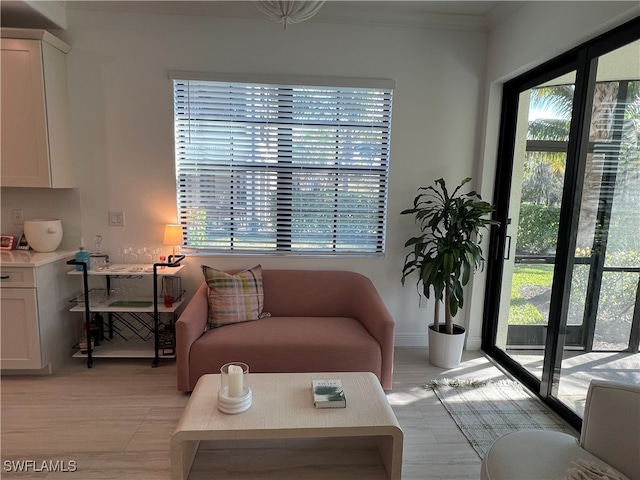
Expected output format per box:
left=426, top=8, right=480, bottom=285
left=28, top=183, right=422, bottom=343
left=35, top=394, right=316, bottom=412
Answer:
left=163, top=224, right=183, bottom=259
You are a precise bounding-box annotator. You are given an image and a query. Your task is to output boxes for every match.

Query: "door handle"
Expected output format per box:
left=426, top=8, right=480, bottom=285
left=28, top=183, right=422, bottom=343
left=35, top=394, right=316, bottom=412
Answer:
left=504, top=235, right=512, bottom=260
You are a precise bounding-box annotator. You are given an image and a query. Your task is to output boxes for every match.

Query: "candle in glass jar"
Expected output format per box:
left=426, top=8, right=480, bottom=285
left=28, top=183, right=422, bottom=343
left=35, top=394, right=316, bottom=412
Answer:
left=228, top=365, right=244, bottom=397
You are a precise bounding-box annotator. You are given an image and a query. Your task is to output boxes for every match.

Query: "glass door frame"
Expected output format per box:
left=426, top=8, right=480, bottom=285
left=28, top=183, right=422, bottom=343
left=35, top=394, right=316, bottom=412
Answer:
left=482, top=17, right=640, bottom=431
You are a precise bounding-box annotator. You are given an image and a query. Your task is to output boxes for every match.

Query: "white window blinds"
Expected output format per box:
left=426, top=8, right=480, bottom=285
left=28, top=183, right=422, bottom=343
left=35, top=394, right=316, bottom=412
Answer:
left=172, top=77, right=393, bottom=254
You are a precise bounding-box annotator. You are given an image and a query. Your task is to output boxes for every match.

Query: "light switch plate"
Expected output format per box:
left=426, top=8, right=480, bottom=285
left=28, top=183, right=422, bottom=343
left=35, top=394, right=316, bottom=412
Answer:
left=12, top=209, right=24, bottom=225
left=108, top=211, right=125, bottom=227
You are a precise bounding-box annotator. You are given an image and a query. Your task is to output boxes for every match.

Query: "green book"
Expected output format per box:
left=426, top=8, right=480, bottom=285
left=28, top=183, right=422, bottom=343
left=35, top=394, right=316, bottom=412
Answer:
left=312, top=379, right=346, bottom=409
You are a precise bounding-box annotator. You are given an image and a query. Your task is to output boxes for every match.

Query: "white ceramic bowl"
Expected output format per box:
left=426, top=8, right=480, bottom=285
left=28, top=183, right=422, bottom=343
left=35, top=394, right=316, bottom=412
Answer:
left=24, top=219, right=63, bottom=252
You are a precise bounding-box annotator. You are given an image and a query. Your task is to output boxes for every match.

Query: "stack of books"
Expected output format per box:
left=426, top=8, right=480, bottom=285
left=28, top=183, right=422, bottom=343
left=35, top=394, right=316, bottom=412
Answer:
left=312, top=379, right=346, bottom=409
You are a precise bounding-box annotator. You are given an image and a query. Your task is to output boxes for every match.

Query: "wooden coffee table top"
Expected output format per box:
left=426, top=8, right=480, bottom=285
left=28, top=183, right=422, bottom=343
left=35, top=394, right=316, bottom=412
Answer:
left=173, top=372, right=400, bottom=440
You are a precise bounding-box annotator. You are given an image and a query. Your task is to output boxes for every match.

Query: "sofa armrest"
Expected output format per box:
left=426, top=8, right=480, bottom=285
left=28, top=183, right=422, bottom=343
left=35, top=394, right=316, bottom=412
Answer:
left=176, top=282, right=209, bottom=391
left=347, top=279, right=395, bottom=390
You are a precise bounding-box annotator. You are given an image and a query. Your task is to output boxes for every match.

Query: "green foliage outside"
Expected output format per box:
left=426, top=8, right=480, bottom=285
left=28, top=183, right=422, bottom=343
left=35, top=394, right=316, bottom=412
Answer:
left=516, top=204, right=561, bottom=255
left=510, top=251, right=639, bottom=327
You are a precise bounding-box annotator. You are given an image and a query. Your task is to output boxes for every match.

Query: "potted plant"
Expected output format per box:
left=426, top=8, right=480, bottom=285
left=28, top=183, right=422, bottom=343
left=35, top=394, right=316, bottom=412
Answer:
left=401, top=177, right=498, bottom=368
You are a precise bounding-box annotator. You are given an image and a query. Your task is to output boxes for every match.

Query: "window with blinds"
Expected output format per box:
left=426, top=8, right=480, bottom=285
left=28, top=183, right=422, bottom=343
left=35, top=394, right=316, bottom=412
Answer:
left=172, top=76, right=394, bottom=255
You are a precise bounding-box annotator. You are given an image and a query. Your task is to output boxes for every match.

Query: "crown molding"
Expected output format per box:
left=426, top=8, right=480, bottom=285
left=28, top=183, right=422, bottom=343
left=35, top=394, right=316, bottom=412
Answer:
left=60, top=1, right=516, bottom=32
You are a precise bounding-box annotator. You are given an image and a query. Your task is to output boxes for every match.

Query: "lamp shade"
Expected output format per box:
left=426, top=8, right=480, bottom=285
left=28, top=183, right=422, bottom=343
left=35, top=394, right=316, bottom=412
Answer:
left=163, top=224, right=183, bottom=247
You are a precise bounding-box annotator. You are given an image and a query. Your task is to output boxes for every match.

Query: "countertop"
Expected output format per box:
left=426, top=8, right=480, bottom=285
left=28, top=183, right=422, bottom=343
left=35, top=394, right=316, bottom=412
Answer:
left=0, top=249, right=76, bottom=267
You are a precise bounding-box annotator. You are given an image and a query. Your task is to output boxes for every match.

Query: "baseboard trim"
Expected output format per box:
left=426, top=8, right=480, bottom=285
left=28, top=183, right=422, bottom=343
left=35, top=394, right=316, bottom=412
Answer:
left=394, top=334, right=482, bottom=350
left=466, top=336, right=481, bottom=350
left=394, top=334, right=427, bottom=347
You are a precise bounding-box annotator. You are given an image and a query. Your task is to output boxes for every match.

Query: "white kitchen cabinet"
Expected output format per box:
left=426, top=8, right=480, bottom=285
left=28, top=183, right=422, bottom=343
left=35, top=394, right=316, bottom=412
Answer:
left=0, top=28, right=73, bottom=188
left=1, top=287, right=40, bottom=369
left=0, top=252, right=77, bottom=373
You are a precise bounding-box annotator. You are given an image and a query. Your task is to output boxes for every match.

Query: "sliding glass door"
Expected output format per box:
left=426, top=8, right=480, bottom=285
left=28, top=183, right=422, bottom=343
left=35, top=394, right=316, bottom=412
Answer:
left=484, top=18, right=640, bottom=428
left=493, top=71, right=577, bottom=382
left=557, top=43, right=640, bottom=415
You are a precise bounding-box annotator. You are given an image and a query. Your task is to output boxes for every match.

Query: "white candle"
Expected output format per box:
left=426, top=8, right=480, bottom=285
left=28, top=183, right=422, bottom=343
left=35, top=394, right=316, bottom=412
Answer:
left=228, top=365, right=244, bottom=397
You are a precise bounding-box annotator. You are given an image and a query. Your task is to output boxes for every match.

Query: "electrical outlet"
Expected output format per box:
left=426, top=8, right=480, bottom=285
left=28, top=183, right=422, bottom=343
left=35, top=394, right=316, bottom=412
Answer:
left=108, top=211, right=125, bottom=227
left=12, top=209, right=24, bottom=225
left=419, top=295, right=428, bottom=308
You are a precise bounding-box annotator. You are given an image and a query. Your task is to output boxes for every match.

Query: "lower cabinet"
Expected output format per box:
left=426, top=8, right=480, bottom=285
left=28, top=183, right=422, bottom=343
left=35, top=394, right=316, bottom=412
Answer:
left=0, top=256, right=76, bottom=373
left=1, top=288, right=41, bottom=369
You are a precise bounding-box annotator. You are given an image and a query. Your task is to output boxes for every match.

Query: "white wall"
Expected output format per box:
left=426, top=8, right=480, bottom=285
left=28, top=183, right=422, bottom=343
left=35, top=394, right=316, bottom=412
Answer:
left=0, top=187, right=82, bottom=249
left=487, top=1, right=639, bottom=83
left=56, top=9, right=488, bottom=347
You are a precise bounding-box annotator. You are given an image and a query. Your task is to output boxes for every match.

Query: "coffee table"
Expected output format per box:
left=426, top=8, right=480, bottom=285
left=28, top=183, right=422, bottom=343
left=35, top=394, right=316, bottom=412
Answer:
left=170, top=371, right=403, bottom=480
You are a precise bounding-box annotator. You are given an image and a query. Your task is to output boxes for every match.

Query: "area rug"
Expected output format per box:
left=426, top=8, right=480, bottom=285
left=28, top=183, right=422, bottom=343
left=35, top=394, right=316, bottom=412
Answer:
left=426, top=378, right=573, bottom=458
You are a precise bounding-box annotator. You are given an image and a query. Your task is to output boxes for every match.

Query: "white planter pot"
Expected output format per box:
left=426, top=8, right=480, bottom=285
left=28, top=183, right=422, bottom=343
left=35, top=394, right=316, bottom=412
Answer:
left=428, top=324, right=466, bottom=369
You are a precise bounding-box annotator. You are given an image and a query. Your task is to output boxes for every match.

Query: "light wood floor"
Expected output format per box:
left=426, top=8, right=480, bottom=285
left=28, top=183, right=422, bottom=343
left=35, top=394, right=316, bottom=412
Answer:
left=1, top=348, right=516, bottom=479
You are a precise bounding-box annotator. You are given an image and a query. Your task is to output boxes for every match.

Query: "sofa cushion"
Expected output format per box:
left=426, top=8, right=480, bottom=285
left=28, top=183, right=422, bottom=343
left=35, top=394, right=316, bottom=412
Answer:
left=188, top=316, right=383, bottom=388
left=202, top=264, right=265, bottom=328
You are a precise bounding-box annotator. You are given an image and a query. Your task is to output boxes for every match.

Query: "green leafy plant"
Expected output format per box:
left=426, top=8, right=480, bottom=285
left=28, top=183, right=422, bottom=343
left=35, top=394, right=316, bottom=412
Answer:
left=516, top=204, right=561, bottom=254
left=401, top=178, right=498, bottom=334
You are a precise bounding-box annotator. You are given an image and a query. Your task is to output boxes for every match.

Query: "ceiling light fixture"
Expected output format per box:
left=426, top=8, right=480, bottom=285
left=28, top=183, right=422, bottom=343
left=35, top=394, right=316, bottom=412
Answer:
left=255, top=1, right=325, bottom=29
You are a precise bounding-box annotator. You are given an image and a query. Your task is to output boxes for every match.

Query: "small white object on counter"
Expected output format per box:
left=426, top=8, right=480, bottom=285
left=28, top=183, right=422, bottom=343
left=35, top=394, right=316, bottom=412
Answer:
left=23, top=219, right=63, bottom=252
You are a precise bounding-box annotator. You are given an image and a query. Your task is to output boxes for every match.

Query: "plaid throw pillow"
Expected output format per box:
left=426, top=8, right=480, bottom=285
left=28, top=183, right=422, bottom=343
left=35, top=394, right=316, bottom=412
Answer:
left=202, top=265, right=265, bottom=328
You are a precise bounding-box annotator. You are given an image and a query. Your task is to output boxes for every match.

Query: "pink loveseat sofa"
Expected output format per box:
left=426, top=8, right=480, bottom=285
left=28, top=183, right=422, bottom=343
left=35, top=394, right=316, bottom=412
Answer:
left=176, top=269, right=395, bottom=392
